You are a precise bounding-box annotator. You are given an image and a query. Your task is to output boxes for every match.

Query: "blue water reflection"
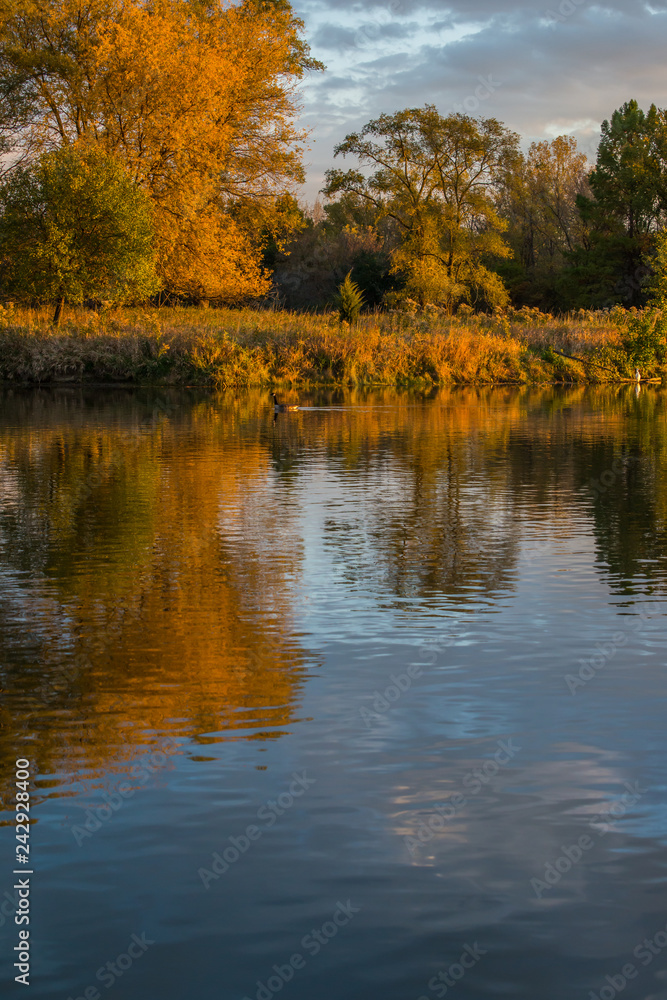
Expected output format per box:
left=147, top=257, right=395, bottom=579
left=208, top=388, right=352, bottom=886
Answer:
left=0, top=386, right=666, bottom=1000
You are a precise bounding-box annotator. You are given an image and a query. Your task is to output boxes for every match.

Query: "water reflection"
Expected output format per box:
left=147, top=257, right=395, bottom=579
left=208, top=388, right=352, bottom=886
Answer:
left=0, top=389, right=313, bottom=795
left=2, top=384, right=667, bottom=793
left=2, top=385, right=667, bottom=1000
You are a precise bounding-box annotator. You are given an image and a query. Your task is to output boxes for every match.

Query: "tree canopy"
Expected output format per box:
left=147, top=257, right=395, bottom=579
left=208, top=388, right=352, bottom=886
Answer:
left=1, top=5, right=666, bottom=324
left=568, top=100, right=667, bottom=307
left=498, top=136, right=590, bottom=308
left=323, top=106, right=519, bottom=311
left=0, top=146, right=157, bottom=322
left=0, top=0, right=322, bottom=301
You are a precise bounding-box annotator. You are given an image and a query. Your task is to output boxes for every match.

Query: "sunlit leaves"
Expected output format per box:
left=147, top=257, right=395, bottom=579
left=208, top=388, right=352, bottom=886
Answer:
left=323, top=106, right=519, bottom=312
left=0, top=0, right=319, bottom=301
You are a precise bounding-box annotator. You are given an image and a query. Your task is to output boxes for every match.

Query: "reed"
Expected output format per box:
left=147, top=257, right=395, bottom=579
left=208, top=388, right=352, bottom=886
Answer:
left=0, top=302, right=652, bottom=386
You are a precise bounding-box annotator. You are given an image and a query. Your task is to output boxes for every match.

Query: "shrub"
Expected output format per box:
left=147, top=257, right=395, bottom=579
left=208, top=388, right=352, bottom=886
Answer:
left=619, top=311, right=667, bottom=370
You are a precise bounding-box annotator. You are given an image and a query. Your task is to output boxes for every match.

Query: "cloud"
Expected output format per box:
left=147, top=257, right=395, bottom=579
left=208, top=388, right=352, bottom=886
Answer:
left=294, top=0, right=667, bottom=199
left=311, top=19, right=422, bottom=52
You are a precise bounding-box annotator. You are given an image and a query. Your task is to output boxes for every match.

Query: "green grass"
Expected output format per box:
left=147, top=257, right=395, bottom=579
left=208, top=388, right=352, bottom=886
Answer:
left=0, top=302, right=661, bottom=386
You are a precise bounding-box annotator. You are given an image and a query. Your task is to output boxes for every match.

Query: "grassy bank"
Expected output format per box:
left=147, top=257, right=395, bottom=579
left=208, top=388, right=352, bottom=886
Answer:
left=0, top=303, right=661, bottom=387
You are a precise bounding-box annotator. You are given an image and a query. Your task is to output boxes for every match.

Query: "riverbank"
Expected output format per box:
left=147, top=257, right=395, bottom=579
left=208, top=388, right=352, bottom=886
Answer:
left=0, top=304, right=661, bottom=386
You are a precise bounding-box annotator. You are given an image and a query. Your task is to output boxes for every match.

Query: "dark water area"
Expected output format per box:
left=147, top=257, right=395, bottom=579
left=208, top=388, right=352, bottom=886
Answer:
left=1, top=385, right=666, bottom=1000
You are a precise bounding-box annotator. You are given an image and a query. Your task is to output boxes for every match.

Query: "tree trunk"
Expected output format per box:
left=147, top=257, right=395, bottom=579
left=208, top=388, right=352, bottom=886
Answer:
left=53, top=296, right=65, bottom=325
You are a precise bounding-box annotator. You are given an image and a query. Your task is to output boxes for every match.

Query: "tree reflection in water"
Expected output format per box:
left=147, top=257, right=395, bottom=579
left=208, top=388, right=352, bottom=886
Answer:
left=1, top=384, right=666, bottom=799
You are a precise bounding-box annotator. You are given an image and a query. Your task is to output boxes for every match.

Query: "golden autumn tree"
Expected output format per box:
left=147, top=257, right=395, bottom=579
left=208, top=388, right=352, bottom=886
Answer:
left=0, top=0, right=321, bottom=302
left=324, top=107, right=519, bottom=312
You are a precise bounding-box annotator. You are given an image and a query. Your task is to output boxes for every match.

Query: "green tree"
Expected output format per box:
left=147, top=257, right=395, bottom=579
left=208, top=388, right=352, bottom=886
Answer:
left=567, top=101, right=667, bottom=307
left=271, top=223, right=394, bottom=310
left=324, top=105, right=519, bottom=311
left=259, top=193, right=310, bottom=274
left=321, top=193, right=400, bottom=308
left=322, top=190, right=388, bottom=235
left=647, top=228, right=667, bottom=308
left=0, top=146, right=158, bottom=323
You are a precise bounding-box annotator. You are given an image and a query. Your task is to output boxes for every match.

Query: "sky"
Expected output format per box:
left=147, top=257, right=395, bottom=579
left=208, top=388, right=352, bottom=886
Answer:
left=294, top=0, right=667, bottom=201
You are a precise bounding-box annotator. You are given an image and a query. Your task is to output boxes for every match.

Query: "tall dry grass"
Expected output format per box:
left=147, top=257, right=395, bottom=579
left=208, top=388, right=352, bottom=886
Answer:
left=0, top=302, right=637, bottom=386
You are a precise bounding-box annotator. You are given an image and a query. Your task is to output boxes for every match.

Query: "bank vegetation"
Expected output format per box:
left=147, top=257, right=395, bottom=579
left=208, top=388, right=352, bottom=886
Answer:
left=0, top=304, right=664, bottom=387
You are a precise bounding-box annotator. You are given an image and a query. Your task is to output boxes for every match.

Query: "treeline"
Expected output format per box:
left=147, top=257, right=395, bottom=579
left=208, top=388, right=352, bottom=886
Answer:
left=275, top=101, right=667, bottom=314
left=0, top=1, right=666, bottom=319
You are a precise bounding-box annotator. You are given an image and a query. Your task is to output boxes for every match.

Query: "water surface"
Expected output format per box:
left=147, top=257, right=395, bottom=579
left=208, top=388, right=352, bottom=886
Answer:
left=1, top=385, right=666, bottom=1000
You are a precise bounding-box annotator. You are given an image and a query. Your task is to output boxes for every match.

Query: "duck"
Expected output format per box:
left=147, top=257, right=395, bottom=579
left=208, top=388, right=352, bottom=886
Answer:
left=272, top=393, right=299, bottom=412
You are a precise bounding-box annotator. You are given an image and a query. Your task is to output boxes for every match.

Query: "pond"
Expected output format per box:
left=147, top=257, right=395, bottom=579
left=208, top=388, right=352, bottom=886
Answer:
left=0, top=385, right=666, bottom=1000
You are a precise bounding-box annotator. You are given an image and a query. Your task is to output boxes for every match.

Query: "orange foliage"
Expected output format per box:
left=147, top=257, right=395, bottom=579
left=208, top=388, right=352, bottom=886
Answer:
left=0, top=0, right=319, bottom=300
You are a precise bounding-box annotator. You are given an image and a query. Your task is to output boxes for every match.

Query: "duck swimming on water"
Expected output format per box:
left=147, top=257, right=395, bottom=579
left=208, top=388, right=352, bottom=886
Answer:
left=272, top=393, right=299, bottom=412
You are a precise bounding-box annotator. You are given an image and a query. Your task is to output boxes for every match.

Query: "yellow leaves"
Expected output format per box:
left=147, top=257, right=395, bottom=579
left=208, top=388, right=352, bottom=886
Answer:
left=0, top=0, right=317, bottom=300
left=95, top=2, right=243, bottom=195
left=91, top=0, right=309, bottom=297
left=158, top=206, right=270, bottom=302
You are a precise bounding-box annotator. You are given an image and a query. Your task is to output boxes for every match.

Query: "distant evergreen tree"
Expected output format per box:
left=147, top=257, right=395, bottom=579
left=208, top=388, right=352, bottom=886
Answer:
left=566, top=101, right=667, bottom=308
left=335, top=272, right=365, bottom=323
